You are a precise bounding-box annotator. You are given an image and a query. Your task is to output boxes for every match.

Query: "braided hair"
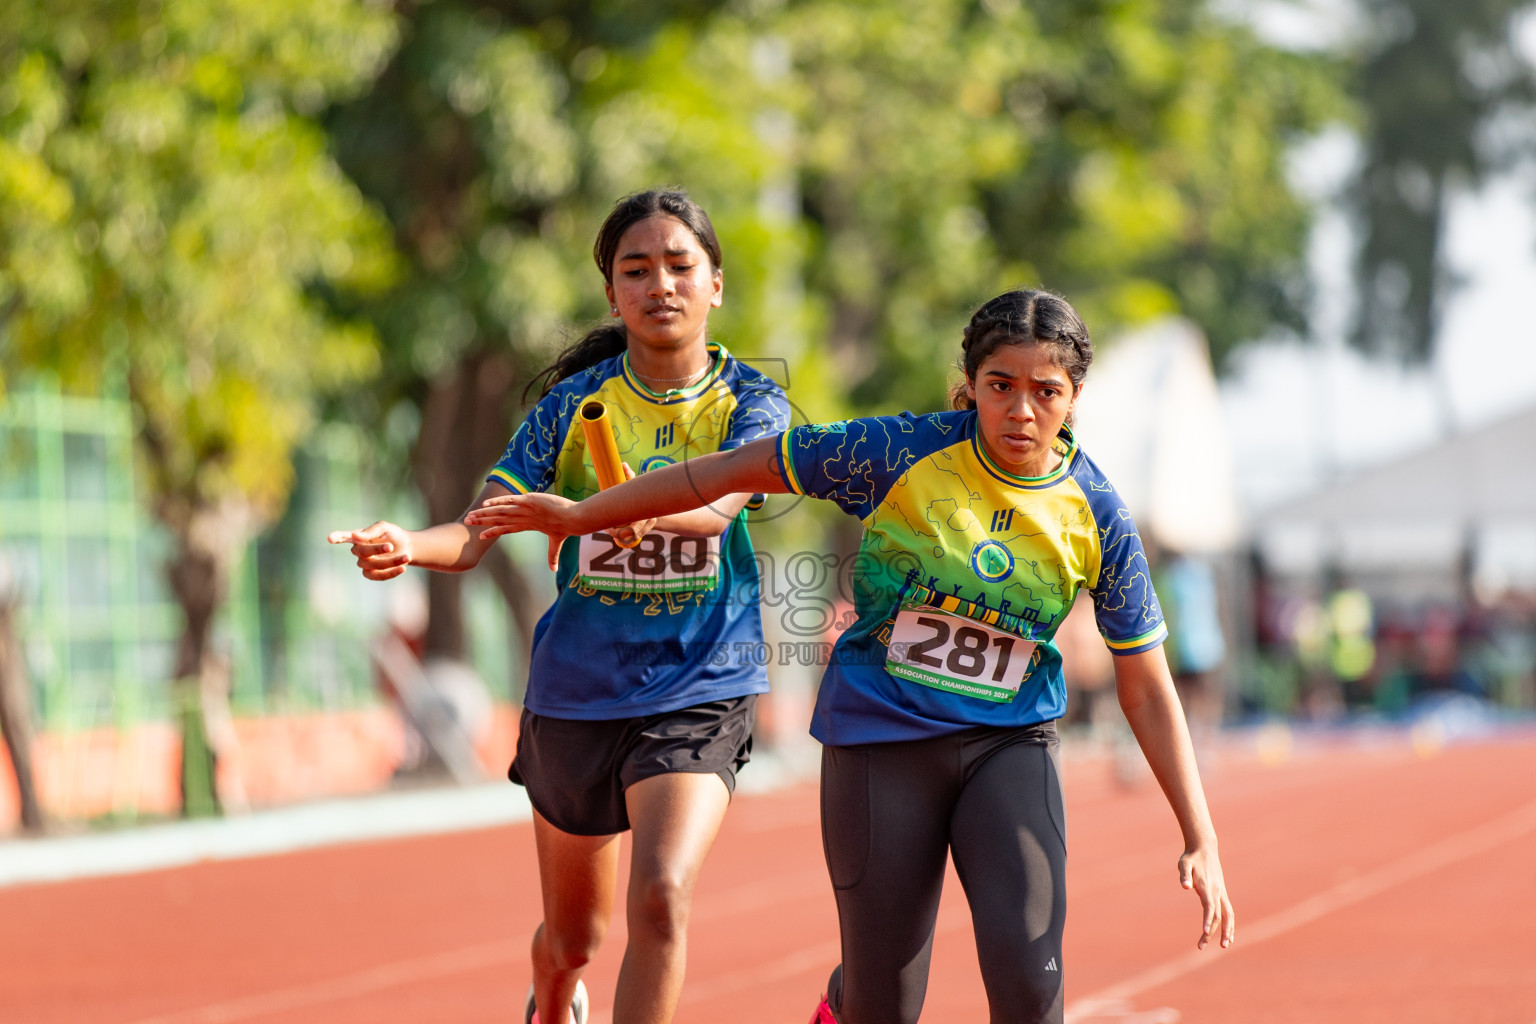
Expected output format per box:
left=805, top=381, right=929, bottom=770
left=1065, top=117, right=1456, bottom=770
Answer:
left=526, top=189, right=723, bottom=401
left=949, top=289, right=1093, bottom=411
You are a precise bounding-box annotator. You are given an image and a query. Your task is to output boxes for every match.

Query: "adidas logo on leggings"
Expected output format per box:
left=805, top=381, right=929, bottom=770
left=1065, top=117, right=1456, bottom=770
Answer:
left=1044, top=958, right=1059, bottom=972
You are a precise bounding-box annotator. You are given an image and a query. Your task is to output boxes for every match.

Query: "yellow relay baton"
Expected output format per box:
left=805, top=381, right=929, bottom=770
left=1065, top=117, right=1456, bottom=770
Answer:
left=579, top=400, right=640, bottom=547
left=579, top=400, right=628, bottom=490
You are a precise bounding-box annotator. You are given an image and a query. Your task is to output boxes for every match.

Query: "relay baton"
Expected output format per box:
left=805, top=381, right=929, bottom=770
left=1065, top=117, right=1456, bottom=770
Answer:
left=579, top=400, right=639, bottom=546
left=580, top=400, right=627, bottom=489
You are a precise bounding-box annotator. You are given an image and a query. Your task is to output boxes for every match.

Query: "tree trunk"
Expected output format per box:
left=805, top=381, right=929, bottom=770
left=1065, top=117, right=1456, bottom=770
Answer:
left=165, top=499, right=248, bottom=818
left=412, top=348, right=527, bottom=666
left=0, top=582, right=44, bottom=833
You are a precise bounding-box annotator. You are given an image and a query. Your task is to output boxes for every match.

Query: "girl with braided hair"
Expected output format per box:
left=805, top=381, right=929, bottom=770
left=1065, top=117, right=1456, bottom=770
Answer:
left=332, top=190, right=789, bottom=1024
left=468, top=287, right=1235, bottom=1024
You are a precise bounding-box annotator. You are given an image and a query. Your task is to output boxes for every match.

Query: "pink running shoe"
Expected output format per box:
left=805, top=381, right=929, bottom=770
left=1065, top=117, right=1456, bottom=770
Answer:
left=524, top=980, right=588, bottom=1024
left=807, top=994, right=837, bottom=1024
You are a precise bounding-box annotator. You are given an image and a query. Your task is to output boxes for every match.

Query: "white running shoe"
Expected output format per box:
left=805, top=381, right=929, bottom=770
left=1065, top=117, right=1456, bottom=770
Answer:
left=523, top=979, right=589, bottom=1024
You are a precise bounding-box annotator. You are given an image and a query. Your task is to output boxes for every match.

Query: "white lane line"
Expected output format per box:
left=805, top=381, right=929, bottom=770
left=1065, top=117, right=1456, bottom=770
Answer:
left=1064, top=797, right=1536, bottom=1022
left=126, top=940, right=520, bottom=1024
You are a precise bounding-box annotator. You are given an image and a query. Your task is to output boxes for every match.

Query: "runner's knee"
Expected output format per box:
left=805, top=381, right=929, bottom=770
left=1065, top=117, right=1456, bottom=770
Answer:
left=627, top=871, right=693, bottom=943
left=536, top=919, right=607, bottom=973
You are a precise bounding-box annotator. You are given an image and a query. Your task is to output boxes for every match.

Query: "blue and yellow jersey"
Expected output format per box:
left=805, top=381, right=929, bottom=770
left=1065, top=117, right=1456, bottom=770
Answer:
left=490, top=343, right=790, bottom=720
left=777, top=410, right=1165, bottom=745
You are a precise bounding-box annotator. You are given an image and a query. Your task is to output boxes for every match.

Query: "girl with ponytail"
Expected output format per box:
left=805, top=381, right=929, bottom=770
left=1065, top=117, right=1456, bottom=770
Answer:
left=331, top=190, right=790, bottom=1024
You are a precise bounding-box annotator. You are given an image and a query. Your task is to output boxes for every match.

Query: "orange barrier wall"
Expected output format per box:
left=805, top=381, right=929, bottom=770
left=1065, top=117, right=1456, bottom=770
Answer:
left=0, top=704, right=522, bottom=831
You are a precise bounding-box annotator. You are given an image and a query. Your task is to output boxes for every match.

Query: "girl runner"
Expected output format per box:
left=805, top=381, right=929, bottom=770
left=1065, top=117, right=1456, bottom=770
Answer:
left=331, top=190, right=790, bottom=1024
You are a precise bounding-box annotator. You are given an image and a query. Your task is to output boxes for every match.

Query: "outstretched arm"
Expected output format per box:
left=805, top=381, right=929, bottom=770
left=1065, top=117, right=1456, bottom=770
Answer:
left=328, top=481, right=517, bottom=580
left=466, top=436, right=788, bottom=544
left=1113, top=645, right=1236, bottom=950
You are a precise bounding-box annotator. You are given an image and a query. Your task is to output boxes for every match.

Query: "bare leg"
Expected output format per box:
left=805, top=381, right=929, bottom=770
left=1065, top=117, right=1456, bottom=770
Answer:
left=530, top=809, right=622, bottom=1024
left=612, top=771, right=732, bottom=1024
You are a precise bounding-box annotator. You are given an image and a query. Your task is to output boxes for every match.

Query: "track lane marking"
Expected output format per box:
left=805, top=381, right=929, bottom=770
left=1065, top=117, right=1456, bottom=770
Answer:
left=121, top=866, right=827, bottom=1023
left=1064, top=797, right=1536, bottom=1022
left=125, top=940, right=520, bottom=1024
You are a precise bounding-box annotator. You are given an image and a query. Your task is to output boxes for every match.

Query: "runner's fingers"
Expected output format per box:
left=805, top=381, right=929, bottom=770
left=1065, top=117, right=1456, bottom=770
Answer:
left=330, top=523, right=391, bottom=546
left=352, top=522, right=394, bottom=543
left=1190, top=867, right=1218, bottom=948
left=546, top=533, right=562, bottom=571
left=359, top=551, right=409, bottom=571
left=466, top=504, right=521, bottom=524
left=472, top=514, right=533, bottom=535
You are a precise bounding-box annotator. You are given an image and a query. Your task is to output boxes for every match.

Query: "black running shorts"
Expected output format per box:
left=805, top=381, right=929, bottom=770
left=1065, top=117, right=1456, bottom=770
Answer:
left=509, top=694, right=756, bottom=836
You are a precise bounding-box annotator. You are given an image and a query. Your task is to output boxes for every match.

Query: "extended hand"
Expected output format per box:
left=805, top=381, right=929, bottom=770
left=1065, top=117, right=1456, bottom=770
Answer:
left=464, top=493, right=569, bottom=571
left=466, top=492, right=575, bottom=540
left=327, top=522, right=413, bottom=581
left=1179, top=842, right=1235, bottom=949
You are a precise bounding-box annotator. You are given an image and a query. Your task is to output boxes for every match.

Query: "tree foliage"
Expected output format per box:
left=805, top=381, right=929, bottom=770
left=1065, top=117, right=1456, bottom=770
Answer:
left=0, top=0, right=396, bottom=525
left=0, top=0, right=399, bottom=811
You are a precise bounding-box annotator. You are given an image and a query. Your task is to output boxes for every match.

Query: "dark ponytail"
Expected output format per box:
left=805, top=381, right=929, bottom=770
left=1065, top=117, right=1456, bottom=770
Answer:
left=949, top=289, right=1093, bottom=410
left=524, top=322, right=628, bottom=402
left=526, top=189, right=723, bottom=401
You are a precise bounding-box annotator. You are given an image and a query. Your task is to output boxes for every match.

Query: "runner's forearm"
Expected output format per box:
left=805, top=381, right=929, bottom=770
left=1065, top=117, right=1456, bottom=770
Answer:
left=1115, top=647, right=1219, bottom=849
left=403, top=522, right=492, bottom=572
left=567, top=439, right=786, bottom=535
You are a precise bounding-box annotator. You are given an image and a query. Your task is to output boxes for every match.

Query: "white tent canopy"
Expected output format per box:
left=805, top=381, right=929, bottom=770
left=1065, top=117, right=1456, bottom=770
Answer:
left=1073, top=319, right=1242, bottom=554
left=1255, top=404, right=1536, bottom=577
left=1258, top=404, right=1536, bottom=529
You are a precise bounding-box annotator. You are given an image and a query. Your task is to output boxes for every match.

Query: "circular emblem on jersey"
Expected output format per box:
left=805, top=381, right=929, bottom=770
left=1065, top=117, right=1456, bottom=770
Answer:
left=639, top=455, right=676, bottom=474
left=969, top=539, right=1015, bottom=583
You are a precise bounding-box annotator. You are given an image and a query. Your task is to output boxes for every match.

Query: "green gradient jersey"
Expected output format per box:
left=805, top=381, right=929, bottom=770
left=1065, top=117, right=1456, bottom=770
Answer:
left=488, top=344, right=789, bottom=719
left=777, top=410, right=1166, bottom=745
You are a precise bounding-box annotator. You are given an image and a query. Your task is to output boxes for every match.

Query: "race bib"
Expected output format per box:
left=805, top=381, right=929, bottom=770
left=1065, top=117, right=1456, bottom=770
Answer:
left=886, top=603, right=1037, bottom=703
left=575, top=531, right=721, bottom=594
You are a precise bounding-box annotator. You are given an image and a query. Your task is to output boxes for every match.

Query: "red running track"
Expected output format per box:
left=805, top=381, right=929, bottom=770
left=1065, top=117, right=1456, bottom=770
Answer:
left=3, top=731, right=1535, bottom=1023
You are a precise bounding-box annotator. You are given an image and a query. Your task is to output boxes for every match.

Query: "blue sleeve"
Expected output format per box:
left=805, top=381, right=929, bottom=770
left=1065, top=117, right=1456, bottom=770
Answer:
left=775, top=413, right=931, bottom=520
left=721, top=375, right=791, bottom=451
left=1086, top=486, right=1167, bottom=655
left=487, top=390, right=568, bottom=495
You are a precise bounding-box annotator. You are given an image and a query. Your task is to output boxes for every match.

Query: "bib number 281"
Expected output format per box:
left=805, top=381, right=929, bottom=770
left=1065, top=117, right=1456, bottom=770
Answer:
left=576, top=532, right=720, bottom=594
left=886, top=605, right=1036, bottom=702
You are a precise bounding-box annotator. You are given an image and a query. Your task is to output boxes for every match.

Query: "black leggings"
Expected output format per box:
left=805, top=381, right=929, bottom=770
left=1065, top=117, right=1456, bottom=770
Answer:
left=819, top=722, right=1066, bottom=1024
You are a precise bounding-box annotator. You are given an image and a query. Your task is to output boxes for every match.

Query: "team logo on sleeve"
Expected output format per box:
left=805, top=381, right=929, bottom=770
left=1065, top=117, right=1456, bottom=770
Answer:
left=969, top=539, right=1015, bottom=583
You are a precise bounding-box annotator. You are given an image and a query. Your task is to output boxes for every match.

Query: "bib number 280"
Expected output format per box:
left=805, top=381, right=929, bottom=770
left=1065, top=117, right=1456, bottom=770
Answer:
left=576, top=532, right=720, bottom=594
left=886, top=606, right=1036, bottom=703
